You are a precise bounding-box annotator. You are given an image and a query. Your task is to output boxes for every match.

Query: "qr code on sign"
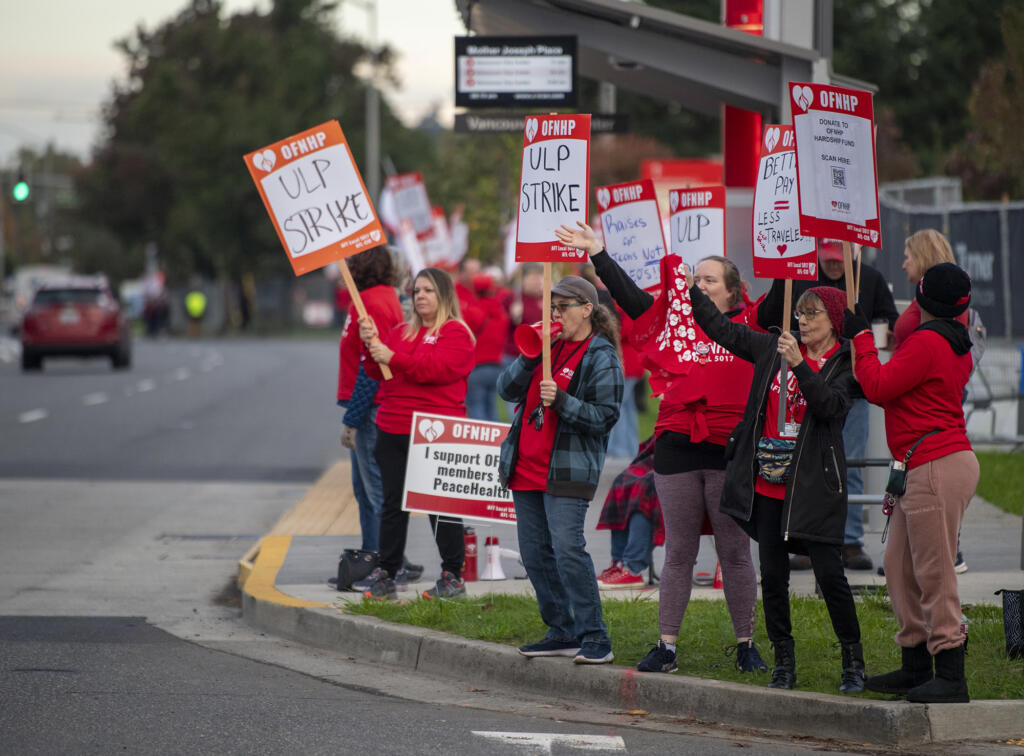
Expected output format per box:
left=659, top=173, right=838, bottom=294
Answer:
left=832, top=167, right=846, bottom=189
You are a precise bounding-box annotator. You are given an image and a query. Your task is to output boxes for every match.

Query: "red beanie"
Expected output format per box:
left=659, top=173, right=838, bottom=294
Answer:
left=804, top=286, right=846, bottom=336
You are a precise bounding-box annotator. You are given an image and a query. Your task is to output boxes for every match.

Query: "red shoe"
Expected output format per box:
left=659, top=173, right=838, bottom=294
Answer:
left=599, top=568, right=644, bottom=589
left=597, top=561, right=623, bottom=582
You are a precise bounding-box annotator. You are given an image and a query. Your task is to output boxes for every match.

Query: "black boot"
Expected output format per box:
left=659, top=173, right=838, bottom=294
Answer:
left=767, top=639, right=796, bottom=689
left=865, top=642, right=932, bottom=694
left=839, top=642, right=866, bottom=694
left=907, top=645, right=969, bottom=703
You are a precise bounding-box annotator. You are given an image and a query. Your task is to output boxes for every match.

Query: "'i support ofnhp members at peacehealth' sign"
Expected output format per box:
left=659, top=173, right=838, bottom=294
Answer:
left=752, top=124, right=817, bottom=280
left=595, top=179, right=666, bottom=291
left=515, top=114, right=591, bottom=263
left=790, top=82, right=881, bottom=248
left=403, top=412, right=515, bottom=524
left=244, top=121, right=385, bottom=275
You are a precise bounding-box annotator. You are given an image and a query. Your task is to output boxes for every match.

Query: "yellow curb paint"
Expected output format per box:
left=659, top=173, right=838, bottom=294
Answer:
left=243, top=535, right=327, bottom=608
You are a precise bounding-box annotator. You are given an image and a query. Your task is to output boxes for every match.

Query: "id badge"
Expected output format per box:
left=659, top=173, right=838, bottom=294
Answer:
left=782, top=422, right=800, bottom=439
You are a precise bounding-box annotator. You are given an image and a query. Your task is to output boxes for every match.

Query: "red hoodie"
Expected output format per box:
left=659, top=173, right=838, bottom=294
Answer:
left=464, top=292, right=511, bottom=366
left=365, top=319, right=476, bottom=434
left=336, top=285, right=403, bottom=402
left=854, top=327, right=973, bottom=468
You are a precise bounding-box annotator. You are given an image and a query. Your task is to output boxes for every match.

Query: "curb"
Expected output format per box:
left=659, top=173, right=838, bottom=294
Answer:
left=240, top=565, right=1024, bottom=747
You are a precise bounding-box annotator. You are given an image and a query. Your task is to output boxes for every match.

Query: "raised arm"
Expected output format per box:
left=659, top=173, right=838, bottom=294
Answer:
left=555, top=221, right=653, bottom=319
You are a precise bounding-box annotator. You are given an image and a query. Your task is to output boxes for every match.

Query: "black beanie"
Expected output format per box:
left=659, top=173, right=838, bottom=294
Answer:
left=916, top=262, right=971, bottom=318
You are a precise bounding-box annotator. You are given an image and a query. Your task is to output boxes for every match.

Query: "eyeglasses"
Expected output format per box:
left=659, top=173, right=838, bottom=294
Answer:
left=550, top=302, right=586, bottom=314
left=795, top=309, right=826, bottom=321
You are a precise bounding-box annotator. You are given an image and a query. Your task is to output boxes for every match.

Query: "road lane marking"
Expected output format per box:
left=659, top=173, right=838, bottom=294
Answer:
left=18, top=409, right=49, bottom=424
left=471, top=732, right=626, bottom=753
left=136, top=379, right=156, bottom=393
left=82, top=392, right=109, bottom=406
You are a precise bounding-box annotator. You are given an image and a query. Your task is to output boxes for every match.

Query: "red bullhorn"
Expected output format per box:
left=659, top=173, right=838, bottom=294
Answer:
left=513, top=321, right=562, bottom=358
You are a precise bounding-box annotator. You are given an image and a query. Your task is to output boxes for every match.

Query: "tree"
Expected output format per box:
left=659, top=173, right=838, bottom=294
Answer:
left=77, top=0, right=431, bottom=283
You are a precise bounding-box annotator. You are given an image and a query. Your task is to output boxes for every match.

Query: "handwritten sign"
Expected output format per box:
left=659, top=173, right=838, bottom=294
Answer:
left=386, top=172, right=434, bottom=240
left=515, top=114, right=591, bottom=262
left=595, top=179, right=666, bottom=290
left=752, top=125, right=817, bottom=280
left=790, top=82, right=881, bottom=247
left=244, top=121, right=384, bottom=276
left=404, top=412, right=515, bottom=524
left=668, top=186, right=725, bottom=269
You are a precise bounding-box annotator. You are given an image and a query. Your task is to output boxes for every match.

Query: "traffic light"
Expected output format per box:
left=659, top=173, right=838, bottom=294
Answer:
left=12, top=170, right=29, bottom=202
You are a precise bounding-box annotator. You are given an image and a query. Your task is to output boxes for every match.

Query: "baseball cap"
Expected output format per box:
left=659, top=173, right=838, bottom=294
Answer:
left=550, top=275, right=598, bottom=307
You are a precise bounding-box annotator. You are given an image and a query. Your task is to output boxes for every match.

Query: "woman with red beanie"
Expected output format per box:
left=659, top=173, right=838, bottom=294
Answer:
left=685, top=269, right=865, bottom=695
left=845, top=261, right=979, bottom=703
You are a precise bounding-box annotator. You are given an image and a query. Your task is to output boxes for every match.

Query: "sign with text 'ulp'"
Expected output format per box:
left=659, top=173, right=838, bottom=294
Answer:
left=515, top=114, right=591, bottom=263
left=667, top=186, right=725, bottom=269
left=752, top=124, right=817, bottom=280
left=790, top=82, right=881, bottom=248
left=595, top=179, right=665, bottom=291
left=244, top=121, right=384, bottom=275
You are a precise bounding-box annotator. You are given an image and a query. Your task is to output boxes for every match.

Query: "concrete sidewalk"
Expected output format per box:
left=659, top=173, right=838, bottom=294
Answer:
left=239, top=457, right=1024, bottom=748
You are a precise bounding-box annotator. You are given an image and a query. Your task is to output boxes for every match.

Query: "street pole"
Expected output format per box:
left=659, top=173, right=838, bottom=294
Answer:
left=342, top=0, right=381, bottom=202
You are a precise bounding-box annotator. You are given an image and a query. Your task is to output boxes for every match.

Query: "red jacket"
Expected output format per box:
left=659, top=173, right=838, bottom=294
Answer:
left=853, top=326, right=973, bottom=468
left=366, top=319, right=476, bottom=434
left=893, top=299, right=968, bottom=349
left=337, top=285, right=403, bottom=402
left=464, top=293, right=510, bottom=366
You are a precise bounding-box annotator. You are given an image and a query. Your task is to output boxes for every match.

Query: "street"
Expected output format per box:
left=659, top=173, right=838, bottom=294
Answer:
left=0, top=338, right=890, bottom=754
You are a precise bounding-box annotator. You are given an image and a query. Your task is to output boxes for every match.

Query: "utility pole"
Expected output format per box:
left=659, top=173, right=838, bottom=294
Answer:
left=341, top=0, right=381, bottom=201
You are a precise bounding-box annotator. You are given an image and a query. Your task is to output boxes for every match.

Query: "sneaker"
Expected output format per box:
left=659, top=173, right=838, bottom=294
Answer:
left=573, top=642, right=614, bottom=664
left=954, top=551, right=968, bottom=574
left=402, top=557, right=424, bottom=582
left=732, top=641, right=769, bottom=673
left=599, top=568, right=644, bottom=589
left=362, top=570, right=397, bottom=601
left=842, top=544, right=874, bottom=571
left=518, top=638, right=581, bottom=657
left=636, top=640, right=677, bottom=673
left=598, top=561, right=623, bottom=582
left=422, top=570, right=466, bottom=600
left=351, top=567, right=382, bottom=593
left=789, top=554, right=812, bottom=571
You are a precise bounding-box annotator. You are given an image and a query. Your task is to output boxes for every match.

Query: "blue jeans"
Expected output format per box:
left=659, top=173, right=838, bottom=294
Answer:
left=466, top=362, right=502, bottom=422
left=513, top=490, right=610, bottom=646
left=843, top=397, right=869, bottom=546
left=609, top=512, right=652, bottom=574
left=605, top=377, right=639, bottom=459
left=344, top=406, right=382, bottom=552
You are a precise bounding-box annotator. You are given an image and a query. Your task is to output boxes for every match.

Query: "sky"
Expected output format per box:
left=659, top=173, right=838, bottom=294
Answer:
left=0, top=0, right=466, bottom=164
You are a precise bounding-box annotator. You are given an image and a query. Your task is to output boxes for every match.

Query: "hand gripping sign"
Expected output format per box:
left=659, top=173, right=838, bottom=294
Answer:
left=243, top=120, right=385, bottom=276
left=790, top=82, right=881, bottom=249
left=752, top=124, right=817, bottom=281
left=595, top=179, right=666, bottom=291
left=668, top=186, right=725, bottom=270
left=403, top=412, right=515, bottom=524
left=515, top=114, right=591, bottom=263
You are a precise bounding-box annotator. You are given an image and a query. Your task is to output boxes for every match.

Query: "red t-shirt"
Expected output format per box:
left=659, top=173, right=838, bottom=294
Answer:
left=756, top=341, right=840, bottom=499
left=508, top=337, right=592, bottom=491
left=336, top=285, right=403, bottom=401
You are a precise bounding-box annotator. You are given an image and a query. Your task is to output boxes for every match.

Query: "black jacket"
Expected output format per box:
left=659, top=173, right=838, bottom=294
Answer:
left=689, top=284, right=856, bottom=547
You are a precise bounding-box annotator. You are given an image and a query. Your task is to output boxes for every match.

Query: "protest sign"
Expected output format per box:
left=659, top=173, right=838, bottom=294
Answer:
left=386, top=172, right=434, bottom=240
left=403, top=412, right=515, bottom=524
left=515, top=114, right=591, bottom=263
left=244, top=121, right=385, bottom=275
left=595, top=179, right=666, bottom=290
left=421, top=206, right=454, bottom=266
left=668, top=186, right=725, bottom=269
left=752, top=124, right=817, bottom=280
left=790, top=82, right=881, bottom=248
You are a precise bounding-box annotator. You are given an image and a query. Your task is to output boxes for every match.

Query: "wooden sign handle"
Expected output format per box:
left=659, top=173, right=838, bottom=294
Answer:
left=339, top=258, right=392, bottom=381
left=542, top=262, right=552, bottom=405
left=842, top=241, right=856, bottom=311
left=777, top=279, right=793, bottom=431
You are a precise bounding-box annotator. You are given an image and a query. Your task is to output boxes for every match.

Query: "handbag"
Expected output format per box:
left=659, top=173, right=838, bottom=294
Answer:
left=756, top=437, right=796, bottom=484
left=336, top=548, right=379, bottom=591
left=994, top=589, right=1024, bottom=659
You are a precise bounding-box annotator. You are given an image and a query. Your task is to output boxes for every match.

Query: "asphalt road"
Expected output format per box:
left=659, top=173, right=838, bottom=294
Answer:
left=0, top=337, right=881, bottom=754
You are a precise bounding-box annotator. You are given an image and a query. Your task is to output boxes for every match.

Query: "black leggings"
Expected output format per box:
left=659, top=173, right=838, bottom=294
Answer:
left=753, top=493, right=860, bottom=646
left=374, top=429, right=464, bottom=578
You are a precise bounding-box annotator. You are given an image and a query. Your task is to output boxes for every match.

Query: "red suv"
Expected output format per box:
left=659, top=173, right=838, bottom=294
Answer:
left=20, top=277, right=132, bottom=371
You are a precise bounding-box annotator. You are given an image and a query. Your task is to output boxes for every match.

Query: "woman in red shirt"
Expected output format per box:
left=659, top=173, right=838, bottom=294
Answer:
left=358, top=268, right=476, bottom=601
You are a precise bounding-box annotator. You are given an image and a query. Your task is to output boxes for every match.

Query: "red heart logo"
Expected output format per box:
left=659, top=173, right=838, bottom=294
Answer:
left=831, top=200, right=837, bottom=207
left=776, top=244, right=787, bottom=255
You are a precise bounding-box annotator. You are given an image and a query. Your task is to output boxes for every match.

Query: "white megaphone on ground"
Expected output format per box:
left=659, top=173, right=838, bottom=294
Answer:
left=479, top=536, right=506, bottom=580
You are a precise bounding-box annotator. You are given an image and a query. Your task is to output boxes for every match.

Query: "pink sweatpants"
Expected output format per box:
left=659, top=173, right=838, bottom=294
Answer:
left=884, top=450, right=979, bottom=654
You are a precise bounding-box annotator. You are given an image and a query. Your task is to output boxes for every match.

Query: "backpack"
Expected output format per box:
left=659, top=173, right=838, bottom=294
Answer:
left=967, top=307, right=986, bottom=372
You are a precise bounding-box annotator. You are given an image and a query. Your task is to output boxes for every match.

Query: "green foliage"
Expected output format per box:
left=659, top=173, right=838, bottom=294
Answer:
left=976, top=450, right=1024, bottom=516
left=345, top=592, right=1024, bottom=700
left=77, top=0, right=432, bottom=281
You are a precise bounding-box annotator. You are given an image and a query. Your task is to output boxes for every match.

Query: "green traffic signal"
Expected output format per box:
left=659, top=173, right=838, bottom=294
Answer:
left=12, top=172, right=29, bottom=202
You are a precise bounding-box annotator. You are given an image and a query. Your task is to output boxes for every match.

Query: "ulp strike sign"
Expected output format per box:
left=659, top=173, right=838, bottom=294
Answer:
left=515, top=114, right=591, bottom=262
left=403, top=413, right=515, bottom=524
left=752, top=124, right=817, bottom=280
left=790, top=82, right=881, bottom=248
left=244, top=121, right=385, bottom=275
